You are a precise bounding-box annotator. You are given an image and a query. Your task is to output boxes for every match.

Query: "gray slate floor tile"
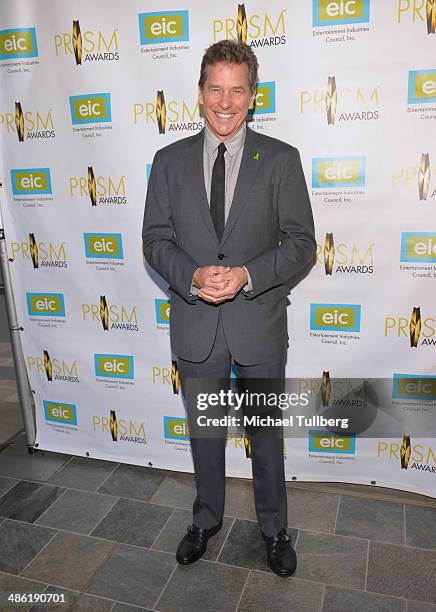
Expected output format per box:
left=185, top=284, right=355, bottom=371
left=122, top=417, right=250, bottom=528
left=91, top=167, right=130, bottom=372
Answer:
left=405, top=505, right=436, bottom=550
left=322, top=585, right=407, bottom=612
left=0, top=520, right=56, bottom=574
left=29, top=586, right=80, bottom=610
left=335, top=496, right=405, bottom=545
left=156, top=560, right=248, bottom=612
left=218, top=518, right=298, bottom=572
left=91, top=498, right=173, bottom=547
left=112, top=605, right=153, bottom=611
left=149, top=472, right=196, bottom=509
left=69, top=593, right=115, bottom=611
left=407, top=601, right=436, bottom=611
left=48, top=456, right=118, bottom=492
left=0, top=476, right=18, bottom=498
left=294, top=531, right=367, bottom=589
left=86, top=544, right=176, bottom=608
left=0, top=480, right=64, bottom=523
left=22, top=531, right=114, bottom=591
left=224, top=478, right=257, bottom=521
left=35, top=489, right=118, bottom=535
left=152, top=507, right=234, bottom=561
left=98, top=464, right=166, bottom=501
left=238, top=571, right=324, bottom=612
left=287, top=488, right=340, bottom=533
left=367, top=541, right=436, bottom=604
left=0, top=571, right=47, bottom=611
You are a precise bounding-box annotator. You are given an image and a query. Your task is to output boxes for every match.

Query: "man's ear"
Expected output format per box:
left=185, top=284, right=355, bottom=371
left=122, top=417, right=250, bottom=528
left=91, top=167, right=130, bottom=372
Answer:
left=249, top=90, right=256, bottom=110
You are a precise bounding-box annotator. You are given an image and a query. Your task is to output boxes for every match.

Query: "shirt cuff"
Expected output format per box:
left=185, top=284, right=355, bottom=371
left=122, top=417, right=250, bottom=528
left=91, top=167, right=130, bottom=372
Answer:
left=242, top=266, right=253, bottom=292
left=190, top=269, right=200, bottom=296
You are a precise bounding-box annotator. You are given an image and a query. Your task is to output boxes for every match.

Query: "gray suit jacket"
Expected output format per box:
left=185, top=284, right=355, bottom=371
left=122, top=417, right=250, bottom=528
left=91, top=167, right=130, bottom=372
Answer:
left=142, top=126, right=316, bottom=365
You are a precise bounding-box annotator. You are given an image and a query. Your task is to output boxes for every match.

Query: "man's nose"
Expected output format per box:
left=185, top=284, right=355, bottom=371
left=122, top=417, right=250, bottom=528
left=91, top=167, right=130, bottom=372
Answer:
left=219, top=91, right=232, bottom=108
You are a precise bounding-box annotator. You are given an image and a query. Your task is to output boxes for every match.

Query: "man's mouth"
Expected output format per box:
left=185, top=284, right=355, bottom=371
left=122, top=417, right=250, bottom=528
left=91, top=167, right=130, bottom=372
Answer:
left=215, top=112, right=234, bottom=119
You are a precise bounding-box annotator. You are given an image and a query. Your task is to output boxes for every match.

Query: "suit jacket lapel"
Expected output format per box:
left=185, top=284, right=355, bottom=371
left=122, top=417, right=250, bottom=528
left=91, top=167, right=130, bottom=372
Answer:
left=220, top=127, right=263, bottom=247
left=186, top=130, right=219, bottom=244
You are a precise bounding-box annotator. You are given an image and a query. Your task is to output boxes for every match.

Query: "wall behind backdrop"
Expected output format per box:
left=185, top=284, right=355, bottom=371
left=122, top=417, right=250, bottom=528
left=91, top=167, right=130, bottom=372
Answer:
left=0, top=0, right=435, bottom=497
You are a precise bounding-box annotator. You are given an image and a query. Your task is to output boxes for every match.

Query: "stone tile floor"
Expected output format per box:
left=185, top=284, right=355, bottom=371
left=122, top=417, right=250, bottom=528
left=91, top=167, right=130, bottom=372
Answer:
left=0, top=341, right=436, bottom=610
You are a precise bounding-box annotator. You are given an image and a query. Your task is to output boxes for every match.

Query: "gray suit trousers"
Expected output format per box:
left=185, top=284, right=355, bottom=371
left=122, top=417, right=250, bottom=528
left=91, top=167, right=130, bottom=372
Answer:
left=177, top=311, right=288, bottom=537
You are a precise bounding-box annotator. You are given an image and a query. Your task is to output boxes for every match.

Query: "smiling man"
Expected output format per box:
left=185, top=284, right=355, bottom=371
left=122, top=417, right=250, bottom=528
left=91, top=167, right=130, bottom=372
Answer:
left=142, top=40, right=316, bottom=577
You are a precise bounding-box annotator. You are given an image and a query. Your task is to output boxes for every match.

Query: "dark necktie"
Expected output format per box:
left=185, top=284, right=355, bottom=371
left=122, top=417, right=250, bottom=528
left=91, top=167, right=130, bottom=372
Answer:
left=210, top=142, right=226, bottom=241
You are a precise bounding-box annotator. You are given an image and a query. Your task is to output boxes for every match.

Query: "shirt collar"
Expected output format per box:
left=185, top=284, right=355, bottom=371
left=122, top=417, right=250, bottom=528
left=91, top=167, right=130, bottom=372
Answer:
left=204, top=122, right=246, bottom=158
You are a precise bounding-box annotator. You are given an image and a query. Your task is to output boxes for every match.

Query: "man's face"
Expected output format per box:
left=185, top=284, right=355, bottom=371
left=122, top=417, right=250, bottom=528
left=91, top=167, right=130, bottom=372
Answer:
left=198, top=61, right=256, bottom=141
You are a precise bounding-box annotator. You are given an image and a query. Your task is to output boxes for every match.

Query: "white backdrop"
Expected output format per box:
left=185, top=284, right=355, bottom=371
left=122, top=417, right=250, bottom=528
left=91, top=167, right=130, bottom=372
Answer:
left=0, top=0, right=435, bottom=497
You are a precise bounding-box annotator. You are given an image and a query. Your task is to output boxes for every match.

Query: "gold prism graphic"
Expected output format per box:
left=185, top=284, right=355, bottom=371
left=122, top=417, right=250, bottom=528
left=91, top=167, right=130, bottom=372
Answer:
left=323, top=233, right=335, bottom=275
left=171, top=359, right=180, bottom=395
left=72, top=20, right=82, bottom=65
left=418, top=153, right=430, bottom=201
left=321, top=370, right=331, bottom=407
left=110, top=409, right=118, bottom=442
left=43, top=350, right=53, bottom=382
left=400, top=434, right=411, bottom=469
left=237, top=4, right=248, bottom=44
left=29, top=233, right=39, bottom=269
left=88, top=166, right=97, bottom=207
left=15, top=102, right=24, bottom=142
left=100, top=296, right=109, bottom=331
left=326, top=76, right=337, bottom=126
left=244, top=432, right=252, bottom=458
left=156, top=90, right=166, bottom=134
left=427, top=0, right=436, bottom=34
left=409, top=307, right=421, bottom=348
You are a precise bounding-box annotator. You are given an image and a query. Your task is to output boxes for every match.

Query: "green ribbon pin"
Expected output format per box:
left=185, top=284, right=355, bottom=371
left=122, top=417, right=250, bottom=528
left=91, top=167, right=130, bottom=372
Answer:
left=253, top=152, right=260, bottom=160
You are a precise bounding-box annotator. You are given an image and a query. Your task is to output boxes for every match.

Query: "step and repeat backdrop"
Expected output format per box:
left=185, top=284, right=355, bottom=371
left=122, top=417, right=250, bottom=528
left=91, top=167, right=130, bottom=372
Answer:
left=0, top=0, right=435, bottom=497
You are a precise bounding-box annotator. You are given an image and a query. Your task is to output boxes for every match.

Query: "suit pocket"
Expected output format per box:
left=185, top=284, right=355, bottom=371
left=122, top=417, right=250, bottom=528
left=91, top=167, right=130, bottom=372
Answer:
left=257, top=284, right=290, bottom=304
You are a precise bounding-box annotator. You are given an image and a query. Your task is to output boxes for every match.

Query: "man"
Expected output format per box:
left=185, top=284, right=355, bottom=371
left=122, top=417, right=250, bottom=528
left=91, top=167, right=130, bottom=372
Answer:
left=143, top=40, right=315, bottom=577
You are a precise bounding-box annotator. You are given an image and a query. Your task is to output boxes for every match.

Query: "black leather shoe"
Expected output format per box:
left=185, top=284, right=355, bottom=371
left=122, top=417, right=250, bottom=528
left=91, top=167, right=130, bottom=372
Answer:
left=263, top=528, right=297, bottom=577
left=176, top=521, right=223, bottom=565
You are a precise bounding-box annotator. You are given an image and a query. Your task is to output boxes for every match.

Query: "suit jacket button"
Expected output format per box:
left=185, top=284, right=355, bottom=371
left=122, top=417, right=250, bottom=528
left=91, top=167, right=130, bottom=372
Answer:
left=217, top=253, right=224, bottom=260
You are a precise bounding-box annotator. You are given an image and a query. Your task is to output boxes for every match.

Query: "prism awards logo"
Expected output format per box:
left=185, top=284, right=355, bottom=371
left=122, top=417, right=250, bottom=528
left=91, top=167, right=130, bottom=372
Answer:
left=93, top=410, right=146, bottom=445
left=385, top=306, right=436, bottom=347
left=164, top=416, right=190, bottom=452
left=27, top=350, right=79, bottom=384
left=134, top=90, right=202, bottom=134
left=310, top=303, right=361, bottom=346
left=26, top=293, right=66, bottom=327
left=69, top=93, right=112, bottom=138
left=309, top=430, right=356, bottom=460
left=155, top=299, right=170, bottom=333
left=69, top=167, right=127, bottom=206
left=213, top=4, right=286, bottom=47
left=300, top=76, right=380, bottom=124
left=10, top=233, right=67, bottom=270
left=138, top=11, right=190, bottom=60
left=419, top=153, right=431, bottom=200
left=54, top=20, right=119, bottom=64
left=377, top=438, right=436, bottom=475
left=400, top=233, right=436, bottom=279
left=407, top=70, right=436, bottom=120
left=317, top=233, right=374, bottom=275
left=0, top=101, right=55, bottom=141
left=83, top=233, right=124, bottom=271
left=392, top=152, right=435, bottom=202
left=43, top=401, right=78, bottom=433
left=82, top=296, right=139, bottom=332
left=0, top=27, right=38, bottom=61
left=94, top=354, right=135, bottom=388
left=397, top=1, right=436, bottom=35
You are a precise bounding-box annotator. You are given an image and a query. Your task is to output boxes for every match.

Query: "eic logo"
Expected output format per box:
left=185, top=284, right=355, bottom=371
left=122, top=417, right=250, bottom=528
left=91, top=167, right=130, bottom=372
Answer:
left=138, top=11, right=189, bottom=45
left=392, top=373, right=436, bottom=400
left=310, top=303, right=361, bottom=331
left=70, top=93, right=112, bottom=124
left=408, top=70, right=436, bottom=104
left=313, top=0, right=370, bottom=26
left=26, top=293, right=65, bottom=317
left=155, top=299, right=170, bottom=324
left=84, top=233, right=123, bottom=259
left=10, top=168, right=52, bottom=195
left=164, top=416, right=189, bottom=440
left=309, top=430, right=356, bottom=453
left=0, top=27, right=38, bottom=59
left=94, top=354, right=134, bottom=379
left=400, top=232, right=436, bottom=262
left=253, top=82, right=276, bottom=115
left=43, top=400, right=77, bottom=425
left=312, top=157, right=365, bottom=188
